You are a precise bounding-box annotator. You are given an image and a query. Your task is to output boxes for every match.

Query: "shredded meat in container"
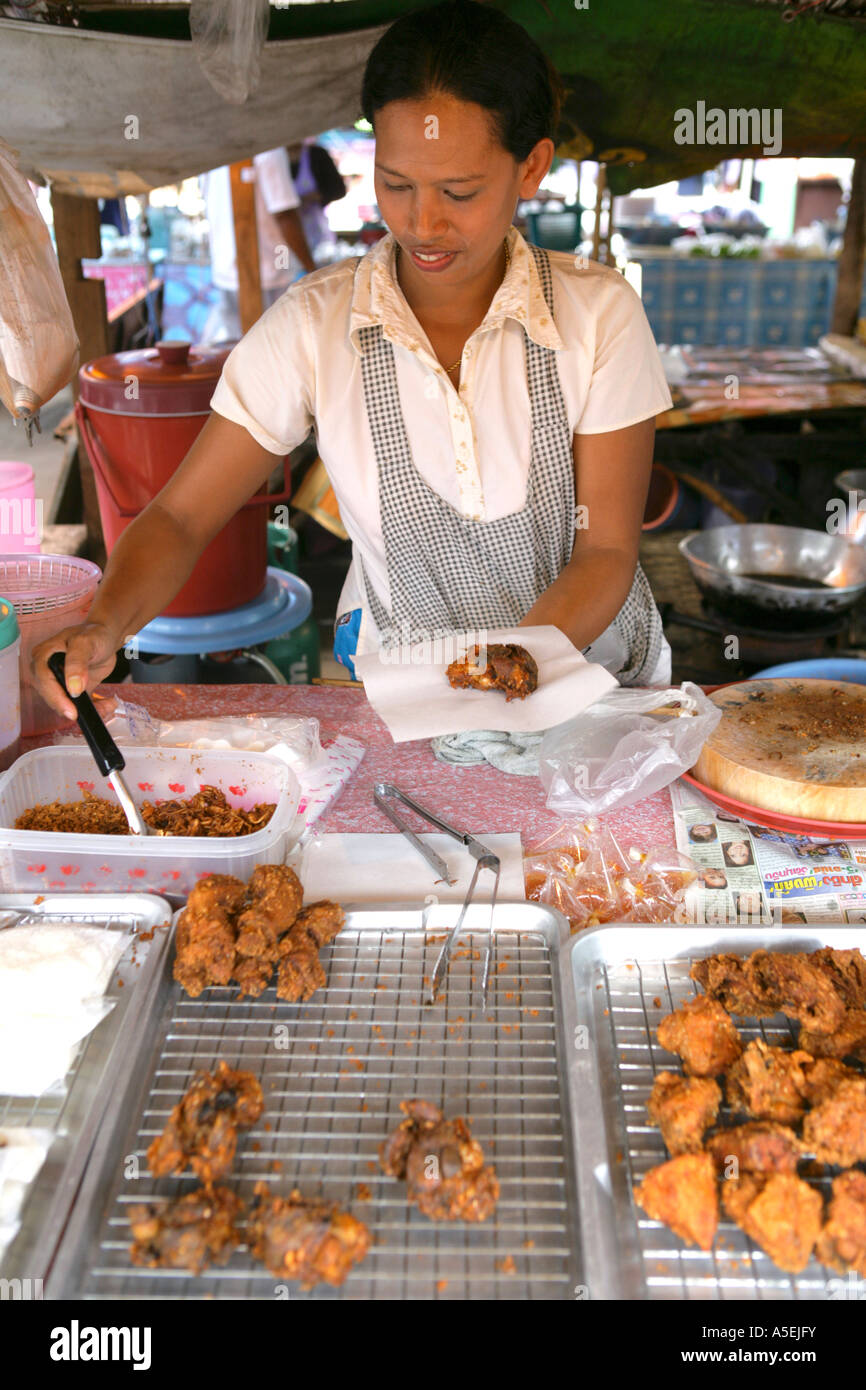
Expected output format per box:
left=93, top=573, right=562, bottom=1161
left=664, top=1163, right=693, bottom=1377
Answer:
left=14, top=785, right=275, bottom=837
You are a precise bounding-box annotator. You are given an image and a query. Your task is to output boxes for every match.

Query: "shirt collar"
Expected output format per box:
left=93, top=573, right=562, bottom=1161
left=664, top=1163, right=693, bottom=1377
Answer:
left=349, top=224, right=564, bottom=356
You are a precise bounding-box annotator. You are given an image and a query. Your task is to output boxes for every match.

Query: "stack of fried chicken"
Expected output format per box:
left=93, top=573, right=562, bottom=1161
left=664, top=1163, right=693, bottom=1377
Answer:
left=380, top=1099, right=499, bottom=1222
left=635, top=946, right=866, bottom=1276
left=173, top=865, right=344, bottom=1002
left=129, top=1061, right=370, bottom=1286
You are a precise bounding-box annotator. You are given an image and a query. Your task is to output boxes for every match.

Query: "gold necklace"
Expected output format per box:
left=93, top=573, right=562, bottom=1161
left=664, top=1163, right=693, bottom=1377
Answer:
left=443, top=237, right=511, bottom=373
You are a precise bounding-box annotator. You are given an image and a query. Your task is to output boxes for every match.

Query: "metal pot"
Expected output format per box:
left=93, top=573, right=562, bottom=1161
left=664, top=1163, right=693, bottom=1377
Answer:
left=678, top=524, right=866, bottom=620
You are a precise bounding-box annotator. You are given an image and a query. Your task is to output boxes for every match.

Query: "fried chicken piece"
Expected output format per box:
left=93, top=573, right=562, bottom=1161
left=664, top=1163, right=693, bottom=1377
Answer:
left=288, top=901, right=345, bottom=950
left=243, top=864, right=303, bottom=934
left=647, top=1072, right=721, bottom=1155
left=657, top=996, right=743, bottom=1077
left=809, top=948, right=866, bottom=1010
left=634, top=1152, right=718, bottom=1250
left=234, top=907, right=280, bottom=964
left=380, top=1100, right=499, bottom=1222
left=722, top=1173, right=822, bottom=1273
left=690, top=954, right=779, bottom=1017
left=816, top=1170, right=866, bottom=1276
left=802, top=1078, right=866, bottom=1167
left=173, top=906, right=237, bottom=997
left=800, top=1056, right=862, bottom=1107
left=276, top=944, right=326, bottom=1003
left=725, top=1040, right=813, bottom=1125
left=800, top=1010, right=866, bottom=1062
left=705, top=1122, right=803, bottom=1176
left=247, top=1182, right=370, bottom=1287
left=146, top=1062, right=264, bottom=1184
left=446, top=643, right=538, bottom=701
left=129, top=1186, right=242, bottom=1274
left=232, top=956, right=274, bottom=999
left=184, top=873, right=247, bottom=918
left=745, top=951, right=846, bottom=1035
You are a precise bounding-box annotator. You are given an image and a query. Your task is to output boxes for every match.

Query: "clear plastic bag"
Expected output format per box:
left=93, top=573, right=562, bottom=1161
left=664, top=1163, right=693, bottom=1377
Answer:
left=524, top=820, right=698, bottom=932
left=189, top=0, right=270, bottom=105
left=0, top=139, right=78, bottom=436
left=538, top=683, right=722, bottom=818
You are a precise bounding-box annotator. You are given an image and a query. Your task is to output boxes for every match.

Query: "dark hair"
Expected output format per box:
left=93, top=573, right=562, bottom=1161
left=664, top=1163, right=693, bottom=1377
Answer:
left=361, top=0, right=563, bottom=163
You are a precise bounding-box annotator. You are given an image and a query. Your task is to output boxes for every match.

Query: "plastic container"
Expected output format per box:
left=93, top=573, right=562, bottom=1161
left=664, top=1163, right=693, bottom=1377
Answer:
left=0, top=463, right=40, bottom=553
left=0, top=597, right=21, bottom=772
left=0, top=746, right=302, bottom=895
left=0, top=555, right=102, bottom=737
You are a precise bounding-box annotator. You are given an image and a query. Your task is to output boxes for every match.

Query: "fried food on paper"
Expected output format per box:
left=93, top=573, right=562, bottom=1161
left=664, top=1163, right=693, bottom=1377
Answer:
left=802, top=1078, right=866, bottom=1168
left=705, top=1122, right=804, bottom=1176
left=657, top=996, right=743, bottom=1077
left=146, top=1061, right=264, bottom=1184
left=446, top=643, right=538, bottom=701
left=380, top=1100, right=499, bottom=1222
left=800, top=1010, right=866, bottom=1062
left=816, top=1170, right=866, bottom=1276
left=690, top=954, right=779, bottom=1017
left=744, top=951, right=846, bottom=1035
left=247, top=1182, right=370, bottom=1287
left=129, top=1186, right=242, bottom=1274
left=634, top=1152, right=718, bottom=1251
left=722, top=1173, right=822, bottom=1274
left=725, top=1040, right=813, bottom=1125
left=647, top=1072, right=721, bottom=1155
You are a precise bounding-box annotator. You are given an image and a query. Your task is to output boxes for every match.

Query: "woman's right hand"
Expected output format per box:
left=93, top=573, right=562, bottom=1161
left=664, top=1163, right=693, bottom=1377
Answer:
left=32, top=621, right=123, bottom=720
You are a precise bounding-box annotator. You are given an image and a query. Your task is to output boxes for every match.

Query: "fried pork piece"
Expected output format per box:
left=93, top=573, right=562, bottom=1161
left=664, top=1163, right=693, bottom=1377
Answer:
left=800, top=1056, right=861, bottom=1106
left=802, top=1078, right=866, bottom=1167
left=276, top=944, right=326, bottom=1003
left=722, top=1173, right=823, bottom=1274
left=809, top=948, right=866, bottom=1010
left=380, top=1099, right=499, bottom=1221
left=146, top=1061, right=264, bottom=1184
left=185, top=873, right=248, bottom=918
left=243, top=863, right=303, bottom=934
left=288, top=901, right=345, bottom=950
left=247, top=1182, right=370, bottom=1287
left=725, top=1039, right=813, bottom=1125
left=816, top=1170, right=866, bottom=1276
left=657, top=996, right=743, bottom=1077
left=446, top=643, right=538, bottom=701
left=800, top=1009, right=866, bottom=1062
left=690, top=954, right=779, bottom=1017
left=234, top=907, right=280, bottom=964
left=129, top=1186, right=242, bottom=1274
left=745, top=951, right=846, bottom=1035
left=705, top=1121, right=803, bottom=1176
left=647, top=1072, right=721, bottom=1155
left=173, top=906, right=237, bottom=997
left=634, top=1152, right=718, bottom=1250
left=232, top=956, right=274, bottom=999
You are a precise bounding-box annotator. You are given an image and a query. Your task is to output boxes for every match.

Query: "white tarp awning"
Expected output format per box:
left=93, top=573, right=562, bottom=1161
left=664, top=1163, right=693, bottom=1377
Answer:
left=0, top=16, right=388, bottom=195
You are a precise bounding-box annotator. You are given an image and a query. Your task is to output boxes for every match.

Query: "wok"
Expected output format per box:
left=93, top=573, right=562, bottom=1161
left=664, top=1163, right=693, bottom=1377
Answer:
left=678, top=524, right=866, bottom=621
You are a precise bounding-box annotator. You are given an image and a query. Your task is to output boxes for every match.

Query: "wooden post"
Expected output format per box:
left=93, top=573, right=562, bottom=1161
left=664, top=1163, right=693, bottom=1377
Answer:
left=50, top=190, right=108, bottom=563
left=229, top=160, right=264, bottom=334
left=591, top=162, right=606, bottom=263
left=831, top=157, right=866, bottom=337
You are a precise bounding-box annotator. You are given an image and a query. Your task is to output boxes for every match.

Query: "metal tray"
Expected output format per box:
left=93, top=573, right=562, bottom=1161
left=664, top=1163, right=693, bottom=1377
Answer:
left=47, top=901, right=581, bottom=1301
left=567, top=923, right=866, bottom=1302
left=0, top=893, right=173, bottom=1287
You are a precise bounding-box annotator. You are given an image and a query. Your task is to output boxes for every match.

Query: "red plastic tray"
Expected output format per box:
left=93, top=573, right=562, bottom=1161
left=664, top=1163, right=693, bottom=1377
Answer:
left=679, top=771, right=866, bottom=841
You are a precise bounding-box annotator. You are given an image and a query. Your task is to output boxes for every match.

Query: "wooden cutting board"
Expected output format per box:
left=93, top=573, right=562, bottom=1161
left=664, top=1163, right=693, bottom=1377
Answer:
left=691, top=678, right=866, bottom=822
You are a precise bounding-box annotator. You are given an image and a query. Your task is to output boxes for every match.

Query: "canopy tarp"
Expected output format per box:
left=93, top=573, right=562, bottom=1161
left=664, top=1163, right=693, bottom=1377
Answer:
left=1, top=0, right=865, bottom=195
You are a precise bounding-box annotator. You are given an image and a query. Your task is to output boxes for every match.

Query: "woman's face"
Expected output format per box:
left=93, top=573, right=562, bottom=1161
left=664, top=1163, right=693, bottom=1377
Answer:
left=726, top=841, right=751, bottom=866
left=373, top=93, right=552, bottom=297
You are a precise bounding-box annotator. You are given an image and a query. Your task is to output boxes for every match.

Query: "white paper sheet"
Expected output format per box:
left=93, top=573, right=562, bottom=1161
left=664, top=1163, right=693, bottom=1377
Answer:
left=354, top=625, right=618, bottom=743
left=294, top=832, right=526, bottom=904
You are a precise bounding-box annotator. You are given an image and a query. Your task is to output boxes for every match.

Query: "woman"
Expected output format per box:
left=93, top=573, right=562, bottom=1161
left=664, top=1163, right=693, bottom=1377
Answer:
left=35, top=1, right=673, bottom=718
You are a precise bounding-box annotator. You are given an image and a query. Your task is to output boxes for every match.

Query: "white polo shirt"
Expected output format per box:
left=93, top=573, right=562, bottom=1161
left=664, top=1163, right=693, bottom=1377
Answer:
left=211, top=224, right=674, bottom=657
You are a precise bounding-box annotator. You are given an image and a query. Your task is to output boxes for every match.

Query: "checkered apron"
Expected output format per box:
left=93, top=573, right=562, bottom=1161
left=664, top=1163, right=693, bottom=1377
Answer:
left=356, top=242, right=663, bottom=685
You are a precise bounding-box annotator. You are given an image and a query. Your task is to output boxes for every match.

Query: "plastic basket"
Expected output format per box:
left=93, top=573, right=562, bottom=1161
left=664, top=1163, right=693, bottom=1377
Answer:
left=0, top=746, right=302, bottom=896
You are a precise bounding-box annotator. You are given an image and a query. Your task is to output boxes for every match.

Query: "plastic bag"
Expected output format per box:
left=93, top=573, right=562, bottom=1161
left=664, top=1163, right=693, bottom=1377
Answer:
left=538, top=683, right=722, bottom=818
left=0, top=139, right=78, bottom=437
left=524, top=821, right=698, bottom=932
left=190, top=0, right=270, bottom=105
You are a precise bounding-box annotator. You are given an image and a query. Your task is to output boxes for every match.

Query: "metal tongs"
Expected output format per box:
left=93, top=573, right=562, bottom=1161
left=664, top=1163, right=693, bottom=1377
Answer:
left=373, top=782, right=500, bottom=1007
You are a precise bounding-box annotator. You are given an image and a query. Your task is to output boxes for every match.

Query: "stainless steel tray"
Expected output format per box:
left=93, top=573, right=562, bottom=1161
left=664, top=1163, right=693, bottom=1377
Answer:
left=567, top=923, right=866, bottom=1302
left=48, top=901, right=581, bottom=1300
left=0, top=893, right=173, bottom=1286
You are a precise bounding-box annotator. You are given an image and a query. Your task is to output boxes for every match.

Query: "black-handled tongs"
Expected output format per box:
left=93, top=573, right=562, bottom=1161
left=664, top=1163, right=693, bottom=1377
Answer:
left=373, top=782, right=500, bottom=1007
left=48, top=651, right=151, bottom=837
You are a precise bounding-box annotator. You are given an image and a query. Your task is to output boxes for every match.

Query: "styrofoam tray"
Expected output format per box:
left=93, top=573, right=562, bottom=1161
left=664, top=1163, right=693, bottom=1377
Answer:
left=0, top=746, right=303, bottom=896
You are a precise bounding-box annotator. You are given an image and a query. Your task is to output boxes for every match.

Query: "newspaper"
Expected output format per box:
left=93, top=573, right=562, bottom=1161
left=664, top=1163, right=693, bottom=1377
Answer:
left=671, top=779, right=866, bottom=926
